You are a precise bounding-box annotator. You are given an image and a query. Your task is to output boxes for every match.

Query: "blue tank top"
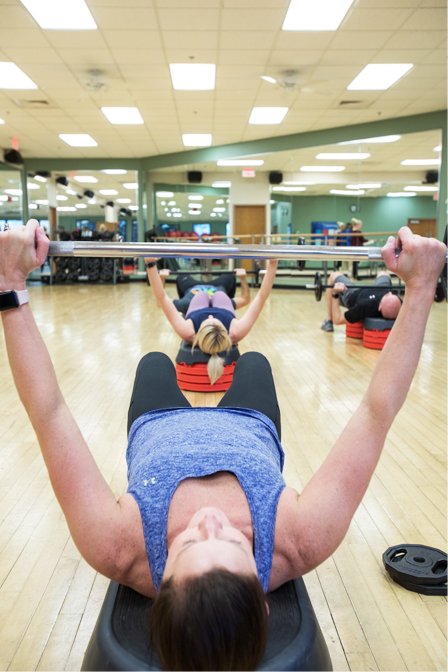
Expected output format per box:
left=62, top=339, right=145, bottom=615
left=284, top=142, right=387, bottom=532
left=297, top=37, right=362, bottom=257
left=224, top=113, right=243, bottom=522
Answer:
left=126, top=407, right=285, bottom=592
left=187, top=307, right=235, bottom=332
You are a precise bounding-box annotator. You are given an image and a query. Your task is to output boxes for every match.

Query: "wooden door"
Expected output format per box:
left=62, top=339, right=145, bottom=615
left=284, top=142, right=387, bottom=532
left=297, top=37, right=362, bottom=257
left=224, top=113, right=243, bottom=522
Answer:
left=233, top=205, right=266, bottom=272
left=407, top=218, right=437, bottom=237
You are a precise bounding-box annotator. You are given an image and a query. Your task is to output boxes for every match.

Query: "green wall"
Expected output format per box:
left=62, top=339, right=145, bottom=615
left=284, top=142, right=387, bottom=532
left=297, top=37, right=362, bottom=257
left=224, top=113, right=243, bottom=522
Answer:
left=290, top=195, right=438, bottom=235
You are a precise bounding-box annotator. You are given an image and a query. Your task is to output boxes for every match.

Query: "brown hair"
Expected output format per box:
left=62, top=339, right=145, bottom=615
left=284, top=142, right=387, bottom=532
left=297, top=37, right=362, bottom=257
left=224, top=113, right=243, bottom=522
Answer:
left=191, top=321, right=232, bottom=384
left=151, top=569, right=268, bottom=671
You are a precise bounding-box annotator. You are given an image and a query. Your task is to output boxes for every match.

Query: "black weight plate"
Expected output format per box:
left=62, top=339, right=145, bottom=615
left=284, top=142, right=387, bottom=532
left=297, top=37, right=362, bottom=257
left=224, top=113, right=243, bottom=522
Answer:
left=389, top=577, right=447, bottom=596
left=383, top=544, right=447, bottom=586
left=314, top=272, right=323, bottom=302
left=296, top=237, right=306, bottom=272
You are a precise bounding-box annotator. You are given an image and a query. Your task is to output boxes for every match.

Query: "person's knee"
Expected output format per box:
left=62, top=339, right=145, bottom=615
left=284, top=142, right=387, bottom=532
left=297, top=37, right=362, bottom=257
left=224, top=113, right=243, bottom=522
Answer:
left=136, top=351, right=171, bottom=372
left=238, top=351, right=271, bottom=370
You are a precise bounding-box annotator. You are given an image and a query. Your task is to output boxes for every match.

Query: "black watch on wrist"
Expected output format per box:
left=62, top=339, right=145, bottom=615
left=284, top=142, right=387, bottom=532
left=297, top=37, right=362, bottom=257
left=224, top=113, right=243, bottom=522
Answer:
left=0, top=289, right=29, bottom=311
left=145, top=261, right=158, bottom=269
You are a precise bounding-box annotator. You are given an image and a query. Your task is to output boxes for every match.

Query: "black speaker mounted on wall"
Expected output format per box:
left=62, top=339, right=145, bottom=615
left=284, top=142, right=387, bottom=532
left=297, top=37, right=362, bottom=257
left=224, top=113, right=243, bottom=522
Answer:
left=269, top=171, right=283, bottom=185
left=3, top=148, right=24, bottom=165
left=187, top=170, right=203, bottom=183
left=424, top=170, right=439, bottom=184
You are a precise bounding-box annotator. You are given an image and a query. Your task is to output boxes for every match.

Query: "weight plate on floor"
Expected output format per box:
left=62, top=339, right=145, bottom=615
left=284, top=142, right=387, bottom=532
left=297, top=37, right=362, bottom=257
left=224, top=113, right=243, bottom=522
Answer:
left=383, top=544, right=447, bottom=588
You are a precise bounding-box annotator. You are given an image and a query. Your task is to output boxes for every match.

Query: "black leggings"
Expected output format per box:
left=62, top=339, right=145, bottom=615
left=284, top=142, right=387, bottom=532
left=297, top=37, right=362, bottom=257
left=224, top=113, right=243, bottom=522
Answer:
left=176, top=272, right=236, bottom=298
left=127, top=351, right=281, bottom=439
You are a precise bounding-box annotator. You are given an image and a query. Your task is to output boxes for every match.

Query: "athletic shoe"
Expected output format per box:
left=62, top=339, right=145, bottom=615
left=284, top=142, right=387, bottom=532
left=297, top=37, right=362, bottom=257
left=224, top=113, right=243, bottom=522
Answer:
left=321, top=319, right=334, bottom=332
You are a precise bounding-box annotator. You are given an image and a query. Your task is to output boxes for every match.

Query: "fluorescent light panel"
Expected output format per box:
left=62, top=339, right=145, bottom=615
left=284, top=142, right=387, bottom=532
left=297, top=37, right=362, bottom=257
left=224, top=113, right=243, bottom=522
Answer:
left=182, top=133, right=212, bottom=147
left=388, top=192, right=416, bottom=197
left=0, top=117, right=5, bottom=124
left=169, top=63, right=215, bottom=90
left=101, top=107, right=143, bottom=124
left=401, top=158, right=441, bottom=166
left=282, top=0, right=353, bottom=31
left=347, top=64, right=413, bottom=90
left=331, top=189, right=365, bottom=196
left=102, top=169, right=127, bottom=175
left=0, top=62, right=37, bottom=89
left=316, top=152, right=370, bottom=160
left=73, top=175, right=97, bottom=183
left=19, top=0, right=97, bottom=30
left=404, top=185, right=438, bottom=192
left=59, top=133, right=97, bottom=147
left=272, top=186, right=306, bottom=192
left=249, top=107, right=288, bottom=124
left=339, top=135, right=401, bottom=145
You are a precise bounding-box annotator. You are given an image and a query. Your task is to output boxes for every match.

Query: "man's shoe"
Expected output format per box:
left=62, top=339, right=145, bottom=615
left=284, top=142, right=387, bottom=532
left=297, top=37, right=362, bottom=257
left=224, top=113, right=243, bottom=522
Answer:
left=321, top=319, right=334, bottom=332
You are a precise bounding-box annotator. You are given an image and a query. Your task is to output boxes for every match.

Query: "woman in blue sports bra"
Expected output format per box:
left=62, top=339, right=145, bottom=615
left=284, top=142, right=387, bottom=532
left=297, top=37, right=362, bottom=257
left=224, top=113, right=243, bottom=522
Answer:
left=146, top=259, right=278, bottom=384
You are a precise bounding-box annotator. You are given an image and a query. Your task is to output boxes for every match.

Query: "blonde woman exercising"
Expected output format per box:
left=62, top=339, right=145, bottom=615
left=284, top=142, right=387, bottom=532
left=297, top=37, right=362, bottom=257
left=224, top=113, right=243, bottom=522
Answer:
left=146, top=259, right=278, bottom=384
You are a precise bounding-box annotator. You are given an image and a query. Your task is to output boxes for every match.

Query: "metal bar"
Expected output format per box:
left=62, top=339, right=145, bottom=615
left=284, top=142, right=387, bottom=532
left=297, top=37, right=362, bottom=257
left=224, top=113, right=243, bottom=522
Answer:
left=48, top=240, right=386, bottom=262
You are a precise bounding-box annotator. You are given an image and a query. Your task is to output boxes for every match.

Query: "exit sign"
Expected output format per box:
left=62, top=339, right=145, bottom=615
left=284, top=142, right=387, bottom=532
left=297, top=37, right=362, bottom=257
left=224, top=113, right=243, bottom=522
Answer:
left=242, top=168, right=256, bottom=178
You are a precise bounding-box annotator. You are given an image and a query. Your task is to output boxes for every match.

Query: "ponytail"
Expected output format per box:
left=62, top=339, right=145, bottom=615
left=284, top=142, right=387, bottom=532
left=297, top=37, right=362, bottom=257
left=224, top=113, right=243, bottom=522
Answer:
left=192, top=323, right=232, bottom=385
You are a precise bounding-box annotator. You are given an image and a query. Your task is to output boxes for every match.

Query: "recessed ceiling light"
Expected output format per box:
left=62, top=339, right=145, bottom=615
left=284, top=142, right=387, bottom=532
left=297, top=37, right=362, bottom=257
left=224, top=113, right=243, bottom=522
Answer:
left=56, top=195, right=68, bottom=201
left=123, top=182, right=138, bottom=189
left=59, top=133, right=97, bottom=147
left=249, top=107, right=288, bottom=124
left=212, top=181, right=231, bottom=188
left=0, top=117, right=5, bottom=124
left=330, top=189, right=365, bottom=196
left=5, top=189, right=22, bottom=196
left=101, top=107, right=143, bottom=124
left=169, top=63, right=216, bottom=90
left=188, top=195, right=204, bottom=201
left=99, top=189, right=118, bottom=195
left=19, top=0, right=97, bottom=30
left=116, top=198, right=131, bottom=204
left=182, top=133, right=212, bottom=147
left=102, top=169, right=127, bottom=175
left=57, top=206, right=77, bottom=212
left=339, top=135, right=401, bottom=145
left=300, top=166, right=345, bottom=172
left=73, top=175, right=98, bottom=183
left=0, top=62, right=37, bottom=89
left=156, top=191, right=174, bottom=198
left=347, top=64, right=413, bottom=90
left=404, top=185, right=438, bottom=192
left=27, top=183, right=40, bottom=190
left=282, top=0, right=353, bottom=31
left=316, top=152, right=370, bottom=160
left=433, top=145, right=442, bottom=152
left=217, top=159, right=264, bottom=166
left=387, top=192, right=416, bottom=197
left=76, top=203, right=87, bottom=209
left=272, top=186, right=306, bottom=192
left=401, top=158, right=441, bottom=166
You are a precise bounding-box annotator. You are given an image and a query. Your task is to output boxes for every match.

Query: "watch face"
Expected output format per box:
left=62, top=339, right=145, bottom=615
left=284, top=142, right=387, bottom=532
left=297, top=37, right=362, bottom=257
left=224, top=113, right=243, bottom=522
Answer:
left=0, top=291, right=19, bottom=311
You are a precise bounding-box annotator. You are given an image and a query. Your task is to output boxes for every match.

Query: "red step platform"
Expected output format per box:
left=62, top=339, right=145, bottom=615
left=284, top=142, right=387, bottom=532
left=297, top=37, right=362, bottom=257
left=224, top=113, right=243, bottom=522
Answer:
left=176, top=362, right=236, bottom=392
left=345, top=321, right=364, bottom=339
left=362, top=317, right=394, bottom=350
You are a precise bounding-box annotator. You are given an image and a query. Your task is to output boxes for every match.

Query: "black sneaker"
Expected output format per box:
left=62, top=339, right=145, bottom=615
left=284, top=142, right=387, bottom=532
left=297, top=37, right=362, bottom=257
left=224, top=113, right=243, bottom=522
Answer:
left=321, top=319, right=334, bottom=332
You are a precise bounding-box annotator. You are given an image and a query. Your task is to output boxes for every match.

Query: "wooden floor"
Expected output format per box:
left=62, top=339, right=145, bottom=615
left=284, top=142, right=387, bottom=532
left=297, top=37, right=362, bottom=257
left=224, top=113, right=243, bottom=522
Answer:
left=0, top=280, right=446, bottom=672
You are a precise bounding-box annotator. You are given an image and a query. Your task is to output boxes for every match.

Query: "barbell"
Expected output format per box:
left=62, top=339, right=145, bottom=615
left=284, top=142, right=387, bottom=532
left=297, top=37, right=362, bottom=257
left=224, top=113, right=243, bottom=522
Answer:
left=49, top=239, right=394, bottom=262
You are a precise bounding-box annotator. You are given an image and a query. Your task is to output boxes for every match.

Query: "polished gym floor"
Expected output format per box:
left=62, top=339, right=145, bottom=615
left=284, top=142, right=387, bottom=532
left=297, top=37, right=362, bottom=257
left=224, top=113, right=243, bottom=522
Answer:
left=0, top=280, right=446, bottom=671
